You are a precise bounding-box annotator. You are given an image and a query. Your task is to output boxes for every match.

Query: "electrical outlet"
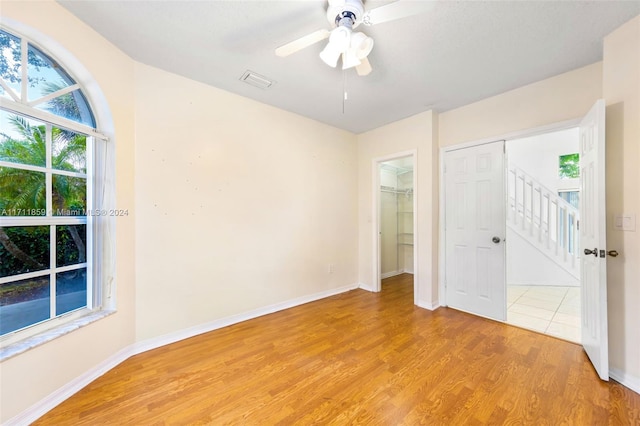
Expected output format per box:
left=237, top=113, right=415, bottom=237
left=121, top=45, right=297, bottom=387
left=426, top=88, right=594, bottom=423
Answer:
left=328, top=264, right=334, bottom=274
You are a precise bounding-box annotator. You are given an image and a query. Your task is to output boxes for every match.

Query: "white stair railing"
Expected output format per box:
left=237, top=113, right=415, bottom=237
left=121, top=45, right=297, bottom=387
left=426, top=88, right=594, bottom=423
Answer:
left=507, top=163, right=580, bottom=279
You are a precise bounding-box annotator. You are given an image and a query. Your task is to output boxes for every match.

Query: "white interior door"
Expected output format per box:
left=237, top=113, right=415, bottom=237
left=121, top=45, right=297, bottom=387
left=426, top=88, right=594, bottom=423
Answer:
left=580, top=99, right=608, bottom=381
left=444, top=141, right=506, bottom=321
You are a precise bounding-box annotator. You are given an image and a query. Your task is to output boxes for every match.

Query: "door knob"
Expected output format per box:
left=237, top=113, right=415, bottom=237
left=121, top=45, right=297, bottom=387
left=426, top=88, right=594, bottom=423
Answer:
left=492, top=236, right=501, bottom=244
left=607, top=250, right=619, bottom=257
left=584, top=248, right=598, bottom=256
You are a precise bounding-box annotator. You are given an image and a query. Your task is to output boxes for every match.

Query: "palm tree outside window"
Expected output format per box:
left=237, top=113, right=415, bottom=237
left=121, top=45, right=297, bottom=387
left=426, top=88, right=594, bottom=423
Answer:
left=0, top=27, right=108, bottom=339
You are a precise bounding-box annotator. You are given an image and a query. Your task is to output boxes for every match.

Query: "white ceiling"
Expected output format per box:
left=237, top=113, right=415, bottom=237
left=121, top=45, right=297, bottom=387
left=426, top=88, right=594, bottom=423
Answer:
left=57, top=1, right=640, bottom=134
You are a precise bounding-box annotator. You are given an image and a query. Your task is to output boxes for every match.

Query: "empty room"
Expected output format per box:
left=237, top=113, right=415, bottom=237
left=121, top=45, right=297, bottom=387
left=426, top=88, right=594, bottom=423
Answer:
left=1, top=1, right=639, bottom=424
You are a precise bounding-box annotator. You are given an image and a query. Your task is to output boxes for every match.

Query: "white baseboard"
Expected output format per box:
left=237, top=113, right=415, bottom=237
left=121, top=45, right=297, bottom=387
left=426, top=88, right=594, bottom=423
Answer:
left=4, top=345, right=133, bottom=426
left=380, top=270, right=401, bottom=279
left=610, top=367, right=640, bottom=395
left=5, top=283, right=359, bottom=425
left=380, top=270, right=416, bottom=280
left=132, top=282, right=359, bottom=356
left=358, top=283, right=375, bottom=292
left=416, top=299, right=440, bottom=311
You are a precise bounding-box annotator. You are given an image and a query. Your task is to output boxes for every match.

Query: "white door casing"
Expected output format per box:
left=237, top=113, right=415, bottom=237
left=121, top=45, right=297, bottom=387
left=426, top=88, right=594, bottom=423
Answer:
left=580, top=99, right=609, bottom=381
left=444, top=141, right=506, bottom=321
left=372, top=150, right=418, bottom=301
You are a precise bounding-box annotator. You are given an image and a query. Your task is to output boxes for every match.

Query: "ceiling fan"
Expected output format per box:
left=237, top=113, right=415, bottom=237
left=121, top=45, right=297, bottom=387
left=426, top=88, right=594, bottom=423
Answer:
left=275, top=0, right=433, bottom=76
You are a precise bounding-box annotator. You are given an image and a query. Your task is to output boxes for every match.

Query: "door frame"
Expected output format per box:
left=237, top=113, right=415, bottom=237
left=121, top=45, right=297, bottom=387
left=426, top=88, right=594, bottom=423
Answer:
left=438, top=118, right=581, bottom=308
left=372, top=149, right=418, bottom=302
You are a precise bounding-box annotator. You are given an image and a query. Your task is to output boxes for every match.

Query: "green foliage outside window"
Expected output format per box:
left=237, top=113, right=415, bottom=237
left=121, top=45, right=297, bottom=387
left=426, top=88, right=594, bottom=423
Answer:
left=0, top=28, right=92, bottom=333
left=559, top=153, right=580, bottom=179
left=0, top=118, right=87, bottom=278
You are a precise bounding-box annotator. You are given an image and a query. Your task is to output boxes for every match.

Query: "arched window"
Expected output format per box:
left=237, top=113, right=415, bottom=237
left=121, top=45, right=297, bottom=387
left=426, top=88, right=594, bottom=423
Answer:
left=0, top=27, right=113, bottom=345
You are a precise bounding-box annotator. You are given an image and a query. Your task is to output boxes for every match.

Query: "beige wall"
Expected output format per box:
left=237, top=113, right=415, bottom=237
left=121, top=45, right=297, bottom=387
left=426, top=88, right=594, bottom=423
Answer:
left=439, top=62, right=603, bottom=147
left=0, top=0, right=137, bottom=422
left=134, top=63, right=358, bottom=341
left=357, top=111, right=439, bottom=308
left=602, top=15, right=640, bottom=384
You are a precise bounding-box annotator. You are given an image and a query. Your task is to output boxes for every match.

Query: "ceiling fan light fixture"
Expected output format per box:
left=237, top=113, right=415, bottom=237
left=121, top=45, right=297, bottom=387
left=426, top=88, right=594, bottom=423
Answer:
left=350, top=32, right=374, bottom=59
left=320, top=26, right=352, bottom=68
left=320, top=44, right=342, bottom=68
left=327, top=0, right=364, bottom=29
left=329, top=26, right=351, bottom=51
left=342, top=50, right=361, bottom=70
left=276, top=0, right=433, bottom=78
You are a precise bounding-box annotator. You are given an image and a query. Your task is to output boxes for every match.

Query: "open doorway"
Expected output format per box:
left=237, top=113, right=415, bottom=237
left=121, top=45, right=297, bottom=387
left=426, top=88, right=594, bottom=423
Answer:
left=378, top=155, right=415, bottom=298
left=505, top=128, right=581, bottom=342
left=440, top=100, right=608, bottom=378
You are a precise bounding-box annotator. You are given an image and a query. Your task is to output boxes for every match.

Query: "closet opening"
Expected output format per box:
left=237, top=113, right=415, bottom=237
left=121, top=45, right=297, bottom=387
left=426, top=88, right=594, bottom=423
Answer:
left=378, top=155, right=415, bottom=300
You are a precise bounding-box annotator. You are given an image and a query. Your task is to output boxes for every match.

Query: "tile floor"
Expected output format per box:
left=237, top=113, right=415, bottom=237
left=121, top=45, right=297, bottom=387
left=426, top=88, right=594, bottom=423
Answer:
left=507, top=285, right=581, bottom=343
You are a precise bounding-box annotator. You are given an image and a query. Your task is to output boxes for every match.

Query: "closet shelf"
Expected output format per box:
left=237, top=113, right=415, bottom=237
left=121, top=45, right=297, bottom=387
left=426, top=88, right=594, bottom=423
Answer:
left=380, top=164, right=414, bottom=275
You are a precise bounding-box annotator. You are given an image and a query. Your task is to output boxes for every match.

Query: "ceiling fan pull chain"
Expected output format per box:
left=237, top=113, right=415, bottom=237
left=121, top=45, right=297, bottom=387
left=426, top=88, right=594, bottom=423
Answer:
left=343, top=70, right=348, bottom=114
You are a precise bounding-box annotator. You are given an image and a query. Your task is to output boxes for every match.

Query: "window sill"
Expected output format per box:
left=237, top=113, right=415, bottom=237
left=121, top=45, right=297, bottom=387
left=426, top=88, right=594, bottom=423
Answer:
left=0, top=310, right=115, bottom=362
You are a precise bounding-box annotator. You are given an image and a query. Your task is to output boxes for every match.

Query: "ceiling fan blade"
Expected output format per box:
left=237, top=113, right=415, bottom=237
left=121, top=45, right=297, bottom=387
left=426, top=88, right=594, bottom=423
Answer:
left=275, top=29, right=330, bottom=57
left=356, top=57, right=372, bottom=76
left=364, top=0, right=435, bottom=26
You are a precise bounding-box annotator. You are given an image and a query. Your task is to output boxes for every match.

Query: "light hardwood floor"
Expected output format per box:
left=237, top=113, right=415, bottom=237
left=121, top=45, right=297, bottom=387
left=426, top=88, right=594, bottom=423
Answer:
left=35, top=274, right=639, bottom=425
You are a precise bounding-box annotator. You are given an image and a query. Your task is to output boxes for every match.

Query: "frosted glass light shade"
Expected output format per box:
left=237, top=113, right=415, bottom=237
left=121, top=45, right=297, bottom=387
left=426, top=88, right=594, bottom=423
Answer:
left=320, top=44, right=342, bottom=67
left=351, top=32, right=374, bottom=59
left=342, top=50, right=362, bottom=70
left=329, top=26, right=351, bottom=51
left=320, top=26, right=352, bottom=68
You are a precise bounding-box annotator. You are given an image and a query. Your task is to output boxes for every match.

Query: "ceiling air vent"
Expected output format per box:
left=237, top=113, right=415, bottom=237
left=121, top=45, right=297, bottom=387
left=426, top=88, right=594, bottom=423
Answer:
left=239, top=70, right=275, bottom=90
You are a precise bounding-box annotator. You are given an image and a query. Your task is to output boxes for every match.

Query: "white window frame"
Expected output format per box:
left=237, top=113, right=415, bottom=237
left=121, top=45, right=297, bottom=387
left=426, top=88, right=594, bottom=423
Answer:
left=0, top=26, right=113, bottom=351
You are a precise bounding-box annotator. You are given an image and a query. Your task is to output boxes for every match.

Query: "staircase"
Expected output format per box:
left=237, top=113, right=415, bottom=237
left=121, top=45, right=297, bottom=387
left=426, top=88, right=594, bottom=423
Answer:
left=507, top=162, right=580, bottom=279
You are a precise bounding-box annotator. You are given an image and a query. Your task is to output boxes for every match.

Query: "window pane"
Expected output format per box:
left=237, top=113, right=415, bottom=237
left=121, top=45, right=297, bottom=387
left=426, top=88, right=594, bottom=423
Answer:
left=0, top=110, right=47, bottom=167
left=35, top=89, right=96, bottom=127
left=56, top=268, right=86, bottom=315
left=0, top=30, right=22, bottom=100
left=24, top=42, right=95, bottom=126
left=52, top=175, right=86, bottom=216
left=559, top=191, right=580, bottom=209
left=57, top=225, right=86, bottom=266
left=52, top=127, right=86, bottom=173
left=26, top=43, right=75, bottom=102
left=0, top=167, right=46, bottom=215
left=559, top=153, right=580, bottom=179
left=0, top=226, right=50, bottom=277
left=0, top=275, right=50, bottom=335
